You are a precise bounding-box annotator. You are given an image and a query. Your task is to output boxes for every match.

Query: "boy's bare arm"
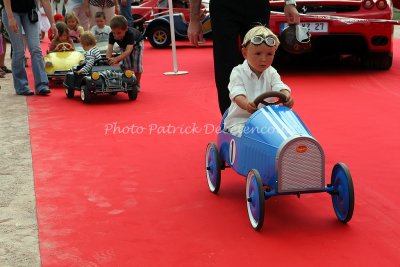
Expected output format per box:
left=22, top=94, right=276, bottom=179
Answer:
left=108, top=44, right=134, bottom=64
left=234, top=95, right=258, bottom=114
left=106, top=44, right=114, bottom=59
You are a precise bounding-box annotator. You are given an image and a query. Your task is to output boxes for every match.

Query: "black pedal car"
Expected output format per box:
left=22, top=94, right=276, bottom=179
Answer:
left=63, top=58, right=139, bottom=103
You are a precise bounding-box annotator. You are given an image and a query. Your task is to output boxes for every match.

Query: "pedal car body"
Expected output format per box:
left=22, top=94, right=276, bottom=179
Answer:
left=44, top=49, right=84, bottom=80
left=205, top=92, right=354, bottom=230
left=63, top=58, right=139, bottom=103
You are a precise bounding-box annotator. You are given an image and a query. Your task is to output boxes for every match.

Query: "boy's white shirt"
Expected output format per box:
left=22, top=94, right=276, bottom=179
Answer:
left=224, top=60, right=291, bottom=131
left=90, top=25, right=112, bottom=43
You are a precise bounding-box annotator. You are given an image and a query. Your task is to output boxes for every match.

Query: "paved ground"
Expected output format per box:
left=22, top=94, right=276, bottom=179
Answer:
left=0, top=44, right=41, bottom=267
left=0, top=27, right=399, bottom=267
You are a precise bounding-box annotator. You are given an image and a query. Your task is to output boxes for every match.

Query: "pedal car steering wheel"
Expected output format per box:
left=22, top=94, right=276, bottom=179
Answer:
left=55, top=42, right=73, bottom=52
left=253, top=91, right=288, bottom=107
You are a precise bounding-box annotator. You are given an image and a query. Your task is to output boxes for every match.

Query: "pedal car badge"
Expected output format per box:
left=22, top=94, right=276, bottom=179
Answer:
left=296, top=145, right=308, bottom=153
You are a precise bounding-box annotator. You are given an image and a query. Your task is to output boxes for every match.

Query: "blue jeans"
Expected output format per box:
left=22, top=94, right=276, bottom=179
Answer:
left=119, top=0, right=133, bottom=28
left=2, top=9, right=49, bottom=94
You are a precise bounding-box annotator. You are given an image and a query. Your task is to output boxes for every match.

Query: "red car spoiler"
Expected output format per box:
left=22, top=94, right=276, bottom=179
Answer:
left=272, top=11, right=400, bottom=25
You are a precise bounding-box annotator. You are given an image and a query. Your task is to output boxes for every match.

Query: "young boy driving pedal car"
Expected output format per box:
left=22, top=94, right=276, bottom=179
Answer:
left=224, top=25, right=294, bottom=137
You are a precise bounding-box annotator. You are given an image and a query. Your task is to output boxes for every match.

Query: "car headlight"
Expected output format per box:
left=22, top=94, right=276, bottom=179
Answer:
left=45, top=61, right=53, bottom=68
left=91, top=72, right=100, bottom=80
left=124, top=70, right=133, bottom=78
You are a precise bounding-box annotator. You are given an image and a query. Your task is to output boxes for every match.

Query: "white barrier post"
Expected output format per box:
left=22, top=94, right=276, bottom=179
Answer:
left=164, top=0, right=188, bottom=75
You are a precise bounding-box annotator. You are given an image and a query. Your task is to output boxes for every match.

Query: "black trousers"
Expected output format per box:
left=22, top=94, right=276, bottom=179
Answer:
left=209, top=0, right=270, bottom=115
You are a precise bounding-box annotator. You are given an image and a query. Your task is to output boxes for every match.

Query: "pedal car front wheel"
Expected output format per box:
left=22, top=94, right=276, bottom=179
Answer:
left=331, top=163, right=354, bottom=223
left=80, top=85, right=92, bottom=103
left=205, top=142, right=221, bottom=194
left=65, top=87, right=75, bottom=98
left=246, top=169, right=265, bottom=231
left=128, top=86, right=138, bottom=101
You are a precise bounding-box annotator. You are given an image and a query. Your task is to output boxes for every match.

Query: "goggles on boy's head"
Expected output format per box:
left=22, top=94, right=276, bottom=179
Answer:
left=243, top=35, right=276, bottom=47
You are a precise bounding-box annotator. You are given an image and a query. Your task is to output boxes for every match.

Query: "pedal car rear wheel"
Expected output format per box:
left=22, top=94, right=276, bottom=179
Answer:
left=205, top=142, right=221, bottom=194
left=331, top=163, right=354, bottom=223
left=246, top=169, right=265, bottom=231
left=148, top=26, right=171, bottom=49
left=80, top=85, right=92, bottom=103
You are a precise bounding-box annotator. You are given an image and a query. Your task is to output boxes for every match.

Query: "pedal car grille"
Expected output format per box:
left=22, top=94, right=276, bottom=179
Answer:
left=102, top=70, right=123, bottom=89
left=277, top=137, right=325, bottom=193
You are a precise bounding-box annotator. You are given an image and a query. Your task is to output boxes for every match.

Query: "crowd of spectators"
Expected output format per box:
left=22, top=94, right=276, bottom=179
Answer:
left=0, top=0, right=141, bottom=91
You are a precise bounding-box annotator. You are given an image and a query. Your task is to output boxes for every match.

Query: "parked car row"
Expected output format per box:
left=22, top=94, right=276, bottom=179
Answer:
left=131, top=0, right=208, bottom=32
left=137, top=0, right=400, bottom=70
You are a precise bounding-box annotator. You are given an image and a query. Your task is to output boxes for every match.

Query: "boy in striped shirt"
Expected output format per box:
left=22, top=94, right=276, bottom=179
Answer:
left=76, top=32, right=102, bottom=74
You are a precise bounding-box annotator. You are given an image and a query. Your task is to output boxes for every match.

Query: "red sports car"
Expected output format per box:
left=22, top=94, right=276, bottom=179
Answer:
left=270, top=0, right=400, bottom=69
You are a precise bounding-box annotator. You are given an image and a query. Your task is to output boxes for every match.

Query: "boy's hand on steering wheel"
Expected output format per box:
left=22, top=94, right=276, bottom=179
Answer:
left=246, top=101, right=258, bottom=114
left=284, top=95, right=294, bottom=108
left=280, top=89, right=294, bottom=108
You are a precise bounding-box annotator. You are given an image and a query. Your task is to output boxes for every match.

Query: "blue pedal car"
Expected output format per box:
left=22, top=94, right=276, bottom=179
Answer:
left=205, top=92, right=354, bottom=231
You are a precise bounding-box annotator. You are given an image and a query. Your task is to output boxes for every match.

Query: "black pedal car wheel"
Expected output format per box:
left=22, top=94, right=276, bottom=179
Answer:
left=246, top=169, right=265, bottom=231
left=65, top=87, right=75, bottom=98
left=80, top=85, right=92, bottom=103
left=205, top=142, right=221, bottom=194
left=128, top=86, right=138, bottom=100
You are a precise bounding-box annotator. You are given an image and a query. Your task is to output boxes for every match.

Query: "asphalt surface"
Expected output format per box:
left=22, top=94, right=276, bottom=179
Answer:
left=0, top=27, right=399, bottom=267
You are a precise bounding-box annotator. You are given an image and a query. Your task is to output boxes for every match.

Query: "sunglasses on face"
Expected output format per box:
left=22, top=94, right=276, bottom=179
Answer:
left=244, top=35, right=276, bottom=47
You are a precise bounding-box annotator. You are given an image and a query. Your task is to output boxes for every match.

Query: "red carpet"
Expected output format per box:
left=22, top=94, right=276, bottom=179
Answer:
left=26, top=39, right=400, bottom=266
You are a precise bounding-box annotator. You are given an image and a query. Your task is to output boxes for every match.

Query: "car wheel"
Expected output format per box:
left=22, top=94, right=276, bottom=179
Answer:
left=128, top=86, right=138, bottom=101
left=148, top=26, right=171, bottom=49
left=331, top=162, right=354, bottom=223
left=246, top=169, right=265, bottom=231
left=80, top=85, right=92, bottom=103
left=361, top=53, right=392, bottom=70
left=205, top=142, right=221, bottom=194
left=65, top=87, right=75, bottom=98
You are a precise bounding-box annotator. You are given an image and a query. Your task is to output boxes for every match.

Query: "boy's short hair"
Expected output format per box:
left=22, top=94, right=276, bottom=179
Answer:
left=242, top=25, right=279, bottom=48
left=110, top=15, right=128, bottom=30
left=95, top=11, right=106, bottom=19
left=56, top=21, right=69, bottom=36
left=80, top=32, right=97, bottom=46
